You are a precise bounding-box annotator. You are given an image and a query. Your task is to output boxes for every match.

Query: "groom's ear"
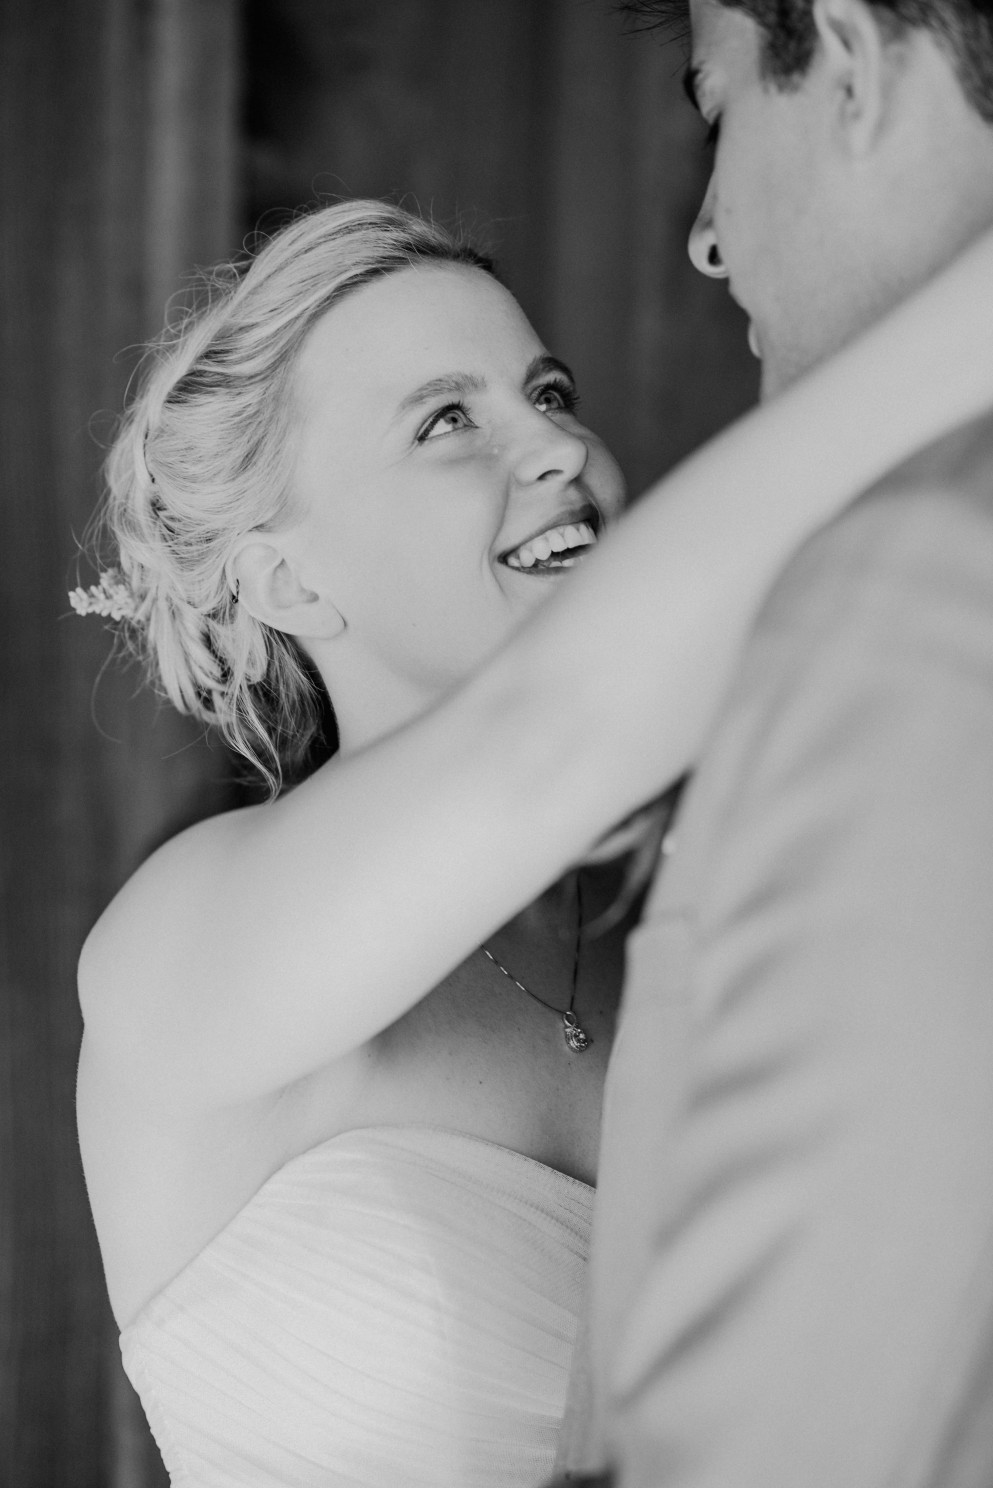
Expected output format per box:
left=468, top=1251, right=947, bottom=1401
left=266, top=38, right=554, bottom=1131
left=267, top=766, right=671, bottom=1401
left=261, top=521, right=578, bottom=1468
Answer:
left=812, top=0, right=903, bottom=156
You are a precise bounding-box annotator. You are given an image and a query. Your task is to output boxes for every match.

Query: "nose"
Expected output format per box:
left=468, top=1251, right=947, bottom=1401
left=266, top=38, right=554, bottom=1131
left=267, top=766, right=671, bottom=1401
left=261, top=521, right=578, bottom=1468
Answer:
left=688, top=182, right=728, bottom=280
left=512, top=409, right=589, bottom=491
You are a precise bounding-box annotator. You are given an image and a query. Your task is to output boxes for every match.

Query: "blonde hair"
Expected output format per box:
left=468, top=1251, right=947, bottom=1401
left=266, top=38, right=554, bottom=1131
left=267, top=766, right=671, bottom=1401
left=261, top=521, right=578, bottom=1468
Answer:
left=102, top=200, right=492, bottom=795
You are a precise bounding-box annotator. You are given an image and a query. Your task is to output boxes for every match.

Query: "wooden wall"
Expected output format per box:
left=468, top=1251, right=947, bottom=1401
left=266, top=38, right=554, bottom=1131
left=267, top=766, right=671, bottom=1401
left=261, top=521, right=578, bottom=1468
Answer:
left=1, top=2, right=756, bottom=1483
left=1, top=3, right=240, bottom=1484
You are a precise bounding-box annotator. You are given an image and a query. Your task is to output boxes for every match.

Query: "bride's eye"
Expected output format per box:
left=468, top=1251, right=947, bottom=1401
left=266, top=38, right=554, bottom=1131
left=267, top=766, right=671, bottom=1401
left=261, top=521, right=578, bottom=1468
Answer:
left=533, top=381, right=580, bottom=416
left=417, top=402, right=475, bottom=442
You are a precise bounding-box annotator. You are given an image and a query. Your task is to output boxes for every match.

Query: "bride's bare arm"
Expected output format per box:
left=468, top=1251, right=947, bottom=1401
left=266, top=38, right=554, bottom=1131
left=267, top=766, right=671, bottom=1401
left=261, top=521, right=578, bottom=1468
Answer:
left=80, top=228, right=993, bottom=1103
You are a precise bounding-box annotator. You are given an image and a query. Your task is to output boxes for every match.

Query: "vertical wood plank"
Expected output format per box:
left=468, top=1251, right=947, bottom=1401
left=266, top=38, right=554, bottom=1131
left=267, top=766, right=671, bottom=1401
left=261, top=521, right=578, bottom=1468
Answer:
left=1, top=2, right=240, bottom=1483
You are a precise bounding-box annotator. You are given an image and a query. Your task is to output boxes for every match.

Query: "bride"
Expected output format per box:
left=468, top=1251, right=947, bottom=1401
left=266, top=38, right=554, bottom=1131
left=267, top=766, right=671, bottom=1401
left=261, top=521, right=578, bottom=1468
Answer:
left=74, top=199, right=993, bottom=1487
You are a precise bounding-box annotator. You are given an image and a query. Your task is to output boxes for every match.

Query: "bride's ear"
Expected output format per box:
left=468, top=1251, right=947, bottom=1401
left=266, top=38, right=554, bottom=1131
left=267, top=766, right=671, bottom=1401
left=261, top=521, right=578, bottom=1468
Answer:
left=227, top=539, right=345, bottom=641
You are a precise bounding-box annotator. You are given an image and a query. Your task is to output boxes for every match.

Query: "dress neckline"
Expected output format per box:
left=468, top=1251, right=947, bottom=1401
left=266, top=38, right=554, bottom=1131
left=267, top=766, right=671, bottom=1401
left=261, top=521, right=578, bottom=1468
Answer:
left=120, top=1124, right=594, bottom=1337
left=346, top=1124, right=596, bottom=1192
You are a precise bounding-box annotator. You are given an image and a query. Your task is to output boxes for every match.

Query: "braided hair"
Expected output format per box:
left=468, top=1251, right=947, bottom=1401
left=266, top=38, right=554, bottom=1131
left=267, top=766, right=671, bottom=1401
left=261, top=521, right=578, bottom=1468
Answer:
left=101, top=200, right=493, bottom=796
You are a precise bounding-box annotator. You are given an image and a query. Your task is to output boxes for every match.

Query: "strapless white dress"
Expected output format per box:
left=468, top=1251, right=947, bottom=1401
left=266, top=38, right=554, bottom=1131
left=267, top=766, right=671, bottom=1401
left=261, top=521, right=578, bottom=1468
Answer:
left=120, top=1125, right=593, bottom=1487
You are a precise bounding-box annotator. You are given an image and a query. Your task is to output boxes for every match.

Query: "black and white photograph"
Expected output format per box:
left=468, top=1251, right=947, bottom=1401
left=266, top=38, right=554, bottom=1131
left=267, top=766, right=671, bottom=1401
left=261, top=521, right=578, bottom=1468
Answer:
left=3, top=0, right=993, bottom=1484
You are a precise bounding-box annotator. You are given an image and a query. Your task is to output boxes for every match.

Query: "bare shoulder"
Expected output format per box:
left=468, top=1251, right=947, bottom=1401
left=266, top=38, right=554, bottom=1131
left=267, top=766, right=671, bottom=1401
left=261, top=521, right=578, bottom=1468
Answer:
left=79, top=800, right=262, bottom=1002
left=76, top=796, right=286, bottom=1086
left=74, top=756, right=386, bottom=1109
left=75, top=787, right=376, bottom=1323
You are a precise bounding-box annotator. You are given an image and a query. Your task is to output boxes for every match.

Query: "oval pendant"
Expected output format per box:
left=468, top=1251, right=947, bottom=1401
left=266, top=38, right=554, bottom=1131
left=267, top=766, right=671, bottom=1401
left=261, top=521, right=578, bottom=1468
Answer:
left=562, top=1011, right=591, bottom=1052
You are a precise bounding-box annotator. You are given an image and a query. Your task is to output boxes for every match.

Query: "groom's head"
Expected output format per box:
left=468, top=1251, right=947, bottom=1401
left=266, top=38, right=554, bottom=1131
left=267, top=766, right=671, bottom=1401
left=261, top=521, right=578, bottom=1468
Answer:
left=633, top=0, right=993, bottom=396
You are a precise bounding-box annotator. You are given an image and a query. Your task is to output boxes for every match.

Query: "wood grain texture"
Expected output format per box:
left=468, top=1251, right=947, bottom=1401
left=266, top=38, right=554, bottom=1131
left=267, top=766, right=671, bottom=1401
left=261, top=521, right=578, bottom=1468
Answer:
left=1, top=2, right=239, bottom=1483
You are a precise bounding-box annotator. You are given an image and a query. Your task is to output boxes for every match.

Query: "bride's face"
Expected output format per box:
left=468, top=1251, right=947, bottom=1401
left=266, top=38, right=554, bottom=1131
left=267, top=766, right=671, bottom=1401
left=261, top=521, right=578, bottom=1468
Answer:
left=283, top=263, right=626, bottom=702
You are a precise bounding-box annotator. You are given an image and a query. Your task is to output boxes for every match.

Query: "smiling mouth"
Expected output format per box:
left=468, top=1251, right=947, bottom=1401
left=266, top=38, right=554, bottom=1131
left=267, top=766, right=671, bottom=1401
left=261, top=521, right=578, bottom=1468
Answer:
left=499, top=511, right=601, bottom=575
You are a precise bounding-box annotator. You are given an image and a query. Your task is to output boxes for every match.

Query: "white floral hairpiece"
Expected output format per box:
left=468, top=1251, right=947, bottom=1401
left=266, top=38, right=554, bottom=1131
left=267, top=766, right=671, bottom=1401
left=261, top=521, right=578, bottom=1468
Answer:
left=68, top=569, right=139, bottom=622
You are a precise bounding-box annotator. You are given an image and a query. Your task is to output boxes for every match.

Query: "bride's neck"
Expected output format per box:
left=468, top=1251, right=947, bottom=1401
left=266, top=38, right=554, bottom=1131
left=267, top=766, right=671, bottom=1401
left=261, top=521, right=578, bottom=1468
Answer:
left=324, top=668, right=451, bottom=758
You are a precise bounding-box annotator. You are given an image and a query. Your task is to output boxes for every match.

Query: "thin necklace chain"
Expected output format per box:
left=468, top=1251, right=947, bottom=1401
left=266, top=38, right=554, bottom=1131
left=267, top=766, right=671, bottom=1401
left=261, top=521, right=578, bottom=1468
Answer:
left=479, top=876, right=591, bottom=1051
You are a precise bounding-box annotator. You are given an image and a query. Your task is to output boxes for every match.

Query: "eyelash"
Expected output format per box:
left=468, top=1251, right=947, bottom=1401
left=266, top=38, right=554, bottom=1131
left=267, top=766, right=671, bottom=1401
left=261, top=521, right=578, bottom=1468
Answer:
left=415, top=380, right=581, bottom=443
left=535, top=380, right=581, bottom=415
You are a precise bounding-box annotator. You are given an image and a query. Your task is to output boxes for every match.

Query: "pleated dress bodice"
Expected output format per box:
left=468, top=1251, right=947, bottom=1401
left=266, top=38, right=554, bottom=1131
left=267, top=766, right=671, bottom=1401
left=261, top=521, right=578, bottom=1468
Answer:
left=120, top=1125, right=593, bottom=1488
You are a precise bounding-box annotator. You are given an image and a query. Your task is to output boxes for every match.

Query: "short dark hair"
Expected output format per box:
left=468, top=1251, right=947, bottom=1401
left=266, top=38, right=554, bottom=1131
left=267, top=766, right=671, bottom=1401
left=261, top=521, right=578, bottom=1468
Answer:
left=623, top=0, right=993, bottom=122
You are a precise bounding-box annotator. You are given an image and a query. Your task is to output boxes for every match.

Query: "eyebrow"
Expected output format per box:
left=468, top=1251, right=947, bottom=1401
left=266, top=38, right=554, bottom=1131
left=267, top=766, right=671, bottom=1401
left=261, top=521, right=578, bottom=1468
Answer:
left=393, top=353, right=576, bottom=422
left=526, top=353, right=576, bottom=387
left=682, top=64, right=703, bottom=113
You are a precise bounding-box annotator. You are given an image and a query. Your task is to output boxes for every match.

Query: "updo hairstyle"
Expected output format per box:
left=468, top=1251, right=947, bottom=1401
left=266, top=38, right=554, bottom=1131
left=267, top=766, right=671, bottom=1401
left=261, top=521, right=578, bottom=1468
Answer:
left=103, top=200, right=492, bottom=796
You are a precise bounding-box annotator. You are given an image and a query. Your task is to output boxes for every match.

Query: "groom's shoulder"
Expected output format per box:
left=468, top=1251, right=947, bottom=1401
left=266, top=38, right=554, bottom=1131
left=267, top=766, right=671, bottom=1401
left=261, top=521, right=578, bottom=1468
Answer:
left=769, top=402, right=993, bottom=614
left=729, top=403, right=993, bottom=689
left=875, top=402, right=993, bottom=510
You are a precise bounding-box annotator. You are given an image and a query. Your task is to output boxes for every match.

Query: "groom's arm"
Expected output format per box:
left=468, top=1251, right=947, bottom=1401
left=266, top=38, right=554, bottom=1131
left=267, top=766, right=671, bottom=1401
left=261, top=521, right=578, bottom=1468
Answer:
left=609, top=454, right=993, bottom=1488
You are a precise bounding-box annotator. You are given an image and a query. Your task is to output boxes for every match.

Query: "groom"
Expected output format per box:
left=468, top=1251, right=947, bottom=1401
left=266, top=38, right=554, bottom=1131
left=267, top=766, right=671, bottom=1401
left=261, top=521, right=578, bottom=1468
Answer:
left=555, top=0, right=993, bottom=1483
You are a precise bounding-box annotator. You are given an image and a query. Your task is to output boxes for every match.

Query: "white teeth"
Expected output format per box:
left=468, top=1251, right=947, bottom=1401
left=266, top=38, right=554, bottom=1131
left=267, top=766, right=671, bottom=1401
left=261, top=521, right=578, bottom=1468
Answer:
left=504, top=520, right=598, bottom=571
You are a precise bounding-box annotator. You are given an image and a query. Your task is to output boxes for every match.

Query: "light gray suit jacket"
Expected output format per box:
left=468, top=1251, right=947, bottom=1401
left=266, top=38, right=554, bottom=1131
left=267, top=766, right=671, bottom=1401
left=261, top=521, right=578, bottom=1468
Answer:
left=557, top=408, right=993, bottom=1487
